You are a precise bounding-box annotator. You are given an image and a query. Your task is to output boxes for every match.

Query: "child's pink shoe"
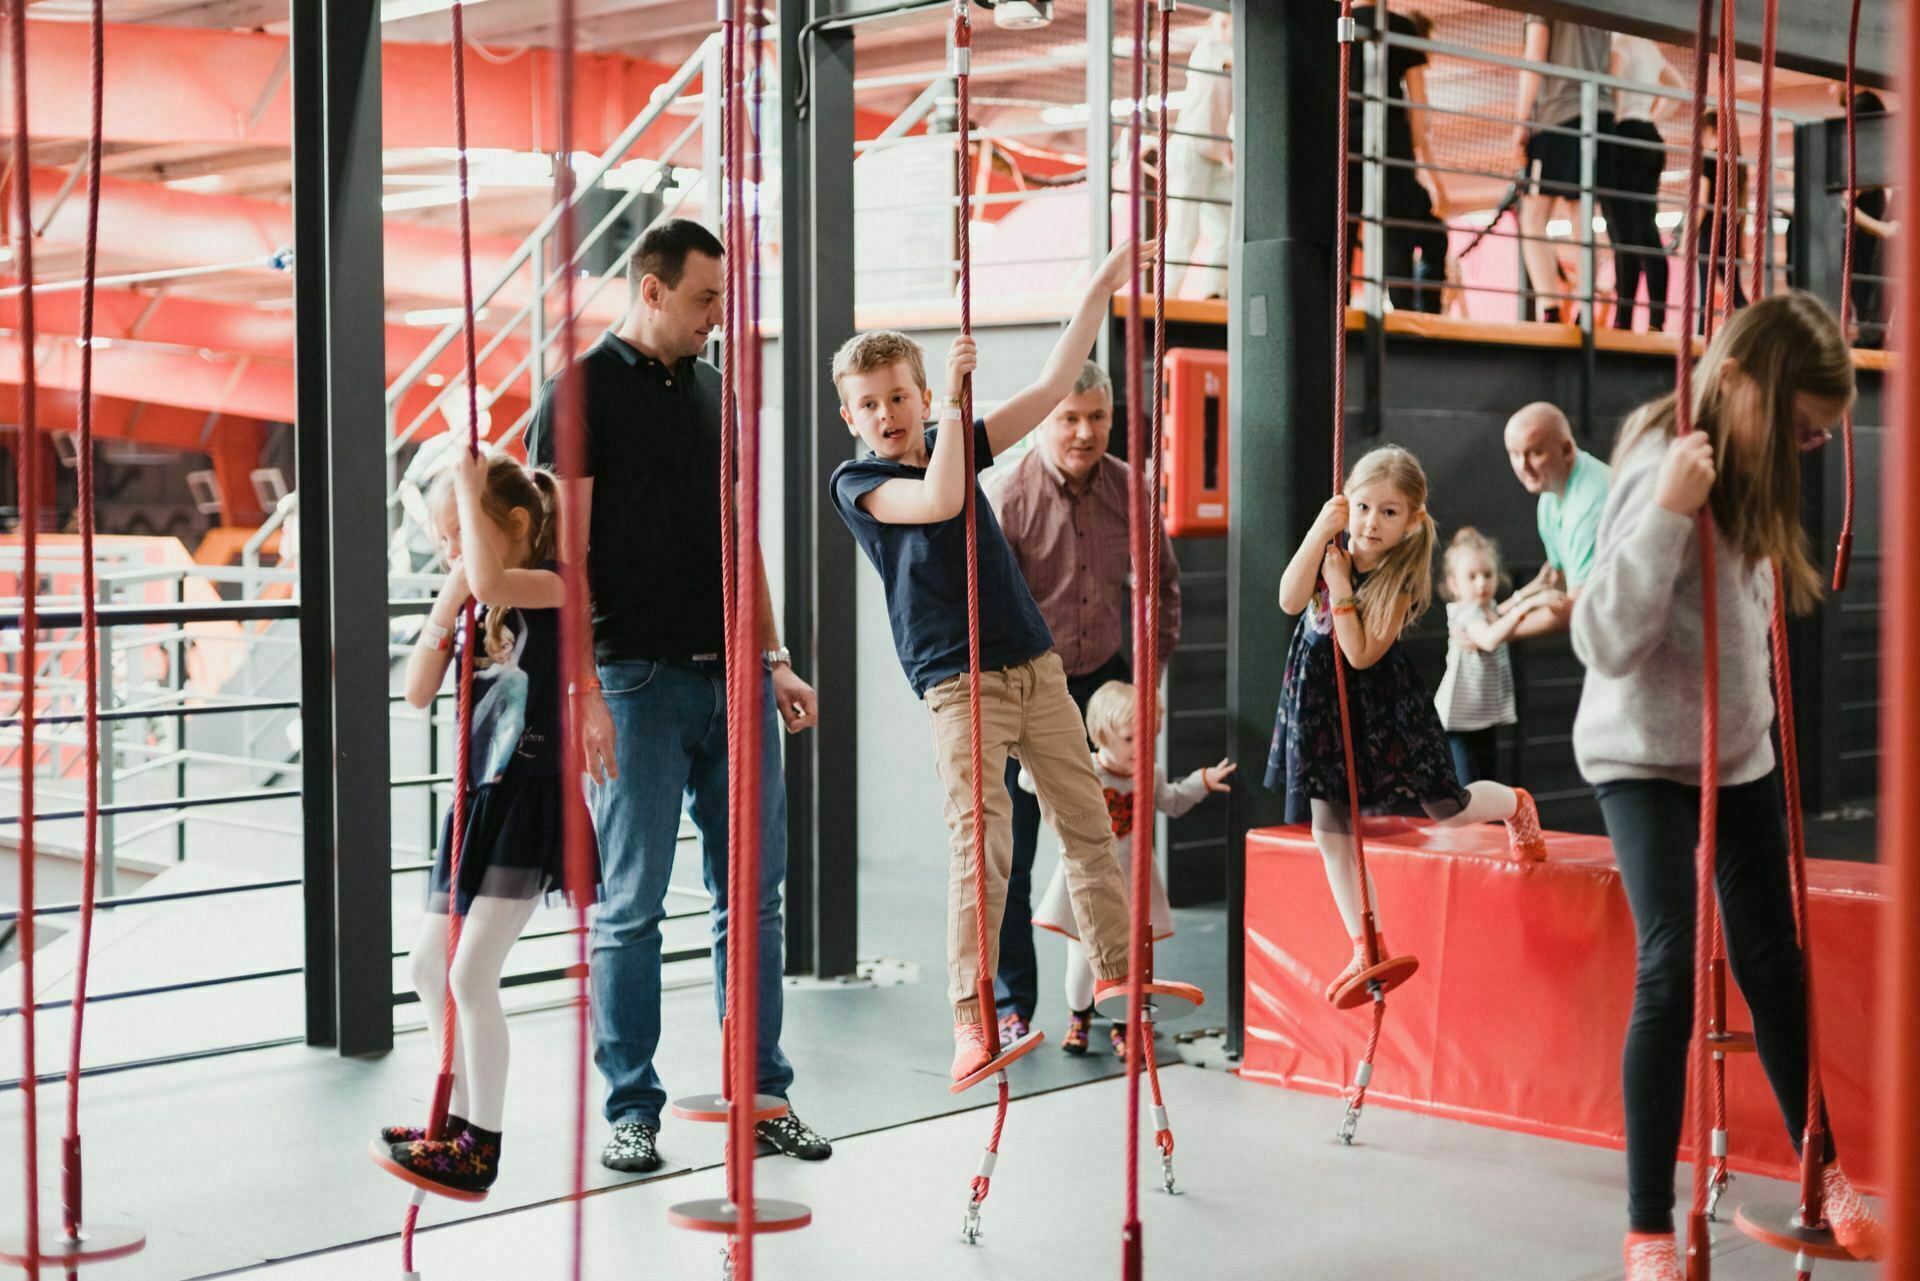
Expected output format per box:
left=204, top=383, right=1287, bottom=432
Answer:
left=1324, top=935, right=1390, bottom=1002
left=1505, top=787, right=1548, bottom=861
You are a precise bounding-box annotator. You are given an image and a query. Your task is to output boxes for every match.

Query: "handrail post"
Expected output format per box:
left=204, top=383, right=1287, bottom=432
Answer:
left=529, top=227, right=548, bottom=399
left=1361, top=31, right=1387, bottom=318
left=1087, top=0, right=1114, bottom=364
left=702, top=32, right=725, bottom=235
left=97, top=575, right=116, bottom=899
left=1578, top=80, right=1598, bottom=334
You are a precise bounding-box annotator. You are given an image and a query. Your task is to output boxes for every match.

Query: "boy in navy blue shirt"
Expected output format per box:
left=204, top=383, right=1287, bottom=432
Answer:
left=830, top=240, right=1171, bottom=1082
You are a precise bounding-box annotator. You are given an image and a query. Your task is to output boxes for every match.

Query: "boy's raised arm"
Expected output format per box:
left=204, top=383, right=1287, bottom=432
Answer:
left=984, top=239, right=1156, bottom=457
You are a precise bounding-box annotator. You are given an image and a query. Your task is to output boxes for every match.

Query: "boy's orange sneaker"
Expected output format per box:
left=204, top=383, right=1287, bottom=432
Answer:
left=950, top=1021, right=991, bottom=1083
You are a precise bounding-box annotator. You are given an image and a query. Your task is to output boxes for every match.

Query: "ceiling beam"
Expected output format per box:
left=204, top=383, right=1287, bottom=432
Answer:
left=0, top=335, right=531, bottom=445
left=1, top=288, right=534, bottom=392
left=1496, top=0, right=1895, bottom=88
left=22, top=166, right=624, bottom=324
left=8, top=19, right=690, bottom=152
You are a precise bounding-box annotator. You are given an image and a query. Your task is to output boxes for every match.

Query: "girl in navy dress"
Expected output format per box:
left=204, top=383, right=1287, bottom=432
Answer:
left=380, top=449, right=584, bottom=1195
left=1268, top=446, right=1547, bottom=1000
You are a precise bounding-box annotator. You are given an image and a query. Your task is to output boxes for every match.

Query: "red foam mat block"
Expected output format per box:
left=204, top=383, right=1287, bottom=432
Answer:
left=1243, top=822, right=1885, bottom=1194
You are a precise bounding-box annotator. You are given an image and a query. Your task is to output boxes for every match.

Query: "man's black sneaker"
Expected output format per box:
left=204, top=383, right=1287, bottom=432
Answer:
left=754, top=1107, right=832, bottom=1161
left=600, top=1121, right=662, bottom=1173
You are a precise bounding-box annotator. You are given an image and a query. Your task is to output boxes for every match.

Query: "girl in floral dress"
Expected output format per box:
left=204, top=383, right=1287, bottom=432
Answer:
left=1267, top=446, right=1546, bottom=1000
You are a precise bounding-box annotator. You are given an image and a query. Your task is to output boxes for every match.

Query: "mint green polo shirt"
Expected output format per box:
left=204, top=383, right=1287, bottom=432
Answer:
left=1537, top=449, right=1612, bottom=589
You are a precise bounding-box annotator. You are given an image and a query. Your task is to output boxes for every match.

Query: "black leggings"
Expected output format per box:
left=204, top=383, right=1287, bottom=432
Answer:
left=1595, top=773, right=1832, bottom=1233
left=1608, top=118, right=1669, bottom=332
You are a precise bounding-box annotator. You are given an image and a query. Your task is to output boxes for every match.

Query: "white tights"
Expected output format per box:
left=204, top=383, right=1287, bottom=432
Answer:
left=1062, top=939, right=1097, bottom=1015
left=1309, top=782, right=1518, bottom=936
left=409, top=896, right=538, bottom=1133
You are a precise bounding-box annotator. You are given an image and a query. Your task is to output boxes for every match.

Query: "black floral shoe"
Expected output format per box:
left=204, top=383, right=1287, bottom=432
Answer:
left=755, top=1106, right=833, bottom=1161
left=388, top=1126, right=501, bottom=1195
left=379, top=1115, right=467, bottom=1145
left=600, top=1121, right=662, bottom=1173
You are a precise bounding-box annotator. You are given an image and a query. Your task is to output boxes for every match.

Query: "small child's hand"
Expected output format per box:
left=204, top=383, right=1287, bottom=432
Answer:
left=1321, top=541, right=1353, bottom=591
left=1201, top=759, right=1237, bottom=792
left=945, top=334, right=978, bottom=396
left=451, top=446, right=488, bottom=493
left=1655, top=430, right=1716, bottom=516
left=1312, top=495, right=1350, bottom=542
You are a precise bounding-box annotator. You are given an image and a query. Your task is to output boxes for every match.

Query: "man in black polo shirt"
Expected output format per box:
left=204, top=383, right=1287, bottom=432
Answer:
left=527, top=218, right=830, bottom=1173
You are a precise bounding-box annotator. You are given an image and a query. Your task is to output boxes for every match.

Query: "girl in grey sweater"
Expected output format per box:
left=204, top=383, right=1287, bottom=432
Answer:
left=1570, top=293, right=1882, bottom=1278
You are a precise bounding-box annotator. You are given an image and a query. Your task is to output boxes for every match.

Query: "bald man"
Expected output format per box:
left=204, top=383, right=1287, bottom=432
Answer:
left=1498, top=401, right=1611, bottom=639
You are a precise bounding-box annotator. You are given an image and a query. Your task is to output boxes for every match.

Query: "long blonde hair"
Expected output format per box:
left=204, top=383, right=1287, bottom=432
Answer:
left=430, top=452, right=562, bottom=664
left=1612, top=291, right=1853, bottom=614
left=1341, top=445, right=1437, bottom=637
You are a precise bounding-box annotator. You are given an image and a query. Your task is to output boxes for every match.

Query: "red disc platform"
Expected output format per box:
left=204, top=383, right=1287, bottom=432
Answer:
left=366, top=1138, right=490, bottom=1204
left=0, top=1222, right=146, bottom=1269
left=667, top=1198, right=813, bottom=1235
left=1330, top=954, right=1419, bottom=1009
left=670, top=1093, right=789, bottom=1124
left=949, top=1028, right=1045, bottom=1095
left=1732, top=1201, right=1855, bottom=1262
left=1092, top=980, right=1206, bottom=1023
left=1243, top=822, right=1888, bottom=1194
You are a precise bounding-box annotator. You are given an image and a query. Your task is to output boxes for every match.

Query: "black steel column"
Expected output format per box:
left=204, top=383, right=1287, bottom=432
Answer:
left=1224, top=0, right=1338, bottom=1058
left=781, top=12, right=860, bottom=978
left=291, top=0, right=393, bottom=1055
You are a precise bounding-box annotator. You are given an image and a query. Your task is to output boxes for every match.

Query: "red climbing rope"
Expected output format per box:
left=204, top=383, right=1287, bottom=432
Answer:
left=1675, top=1, right=1717, bottom=1273
left=1768, top=568, right=1829, bottom=1250
left=5, top=0, right=45, bottom=1269
left=726, top=0, right=766, bottom=1266
left=1832, top=0, right=1864, bottom=591
left=1325, top=0, right=1398, bottom=1144
left=945, top=0, right=1015, bottom=1232
left=1135, top=0, right=1176, bottom=1197
left=399, top=8, right=486, bottom=1272
left=61, top=0, right=106, bottom=1252
left=1121, top=0, right=1151, bottom=1273
left=548, top=3, right=598, bottom=1278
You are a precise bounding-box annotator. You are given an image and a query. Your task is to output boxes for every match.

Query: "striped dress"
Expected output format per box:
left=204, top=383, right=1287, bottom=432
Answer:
left=1434, top=601, right=1518, bottom=733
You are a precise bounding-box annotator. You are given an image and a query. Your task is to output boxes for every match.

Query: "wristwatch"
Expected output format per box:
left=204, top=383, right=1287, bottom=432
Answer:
left=761, top=646, right=791, bottom=670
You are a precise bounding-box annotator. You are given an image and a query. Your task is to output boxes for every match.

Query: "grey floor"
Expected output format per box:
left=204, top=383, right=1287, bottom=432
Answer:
left=0, top=860, right=1886, bottom=1281
left=221, top=1068, right=1879, bottom=1281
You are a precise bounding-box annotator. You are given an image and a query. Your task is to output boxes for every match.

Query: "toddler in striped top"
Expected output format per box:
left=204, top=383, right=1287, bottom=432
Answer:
left=1434, top=528, right=1553, bottom=785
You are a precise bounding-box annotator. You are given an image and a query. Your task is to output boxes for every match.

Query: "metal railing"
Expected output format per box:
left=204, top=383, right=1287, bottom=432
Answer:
left=1347, top=22, right=1838, bottom=335
left=0, top=561, right=716, bottom=1087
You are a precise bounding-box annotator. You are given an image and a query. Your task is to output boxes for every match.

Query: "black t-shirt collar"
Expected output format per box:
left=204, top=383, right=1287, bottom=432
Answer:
left=596, top=330, right=694, bottom=381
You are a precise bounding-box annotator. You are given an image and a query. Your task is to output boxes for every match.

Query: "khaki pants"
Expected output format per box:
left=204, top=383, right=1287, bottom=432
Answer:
left=926, top=650, right=1130, bottom=1023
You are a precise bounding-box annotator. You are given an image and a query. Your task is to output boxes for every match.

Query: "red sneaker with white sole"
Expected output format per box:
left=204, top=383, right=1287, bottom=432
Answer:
left=1623, top=1234, right=1682, bottom=1281
left=1823, top=1163, right=1884, bottom=1261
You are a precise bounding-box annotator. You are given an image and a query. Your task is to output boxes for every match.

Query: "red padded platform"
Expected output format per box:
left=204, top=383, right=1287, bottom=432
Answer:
left=1243, top=822, right=1886, bottom=1193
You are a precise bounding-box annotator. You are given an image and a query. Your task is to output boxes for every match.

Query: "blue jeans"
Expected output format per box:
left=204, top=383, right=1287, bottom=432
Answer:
left=589, top=659, right=794, bottom=1129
